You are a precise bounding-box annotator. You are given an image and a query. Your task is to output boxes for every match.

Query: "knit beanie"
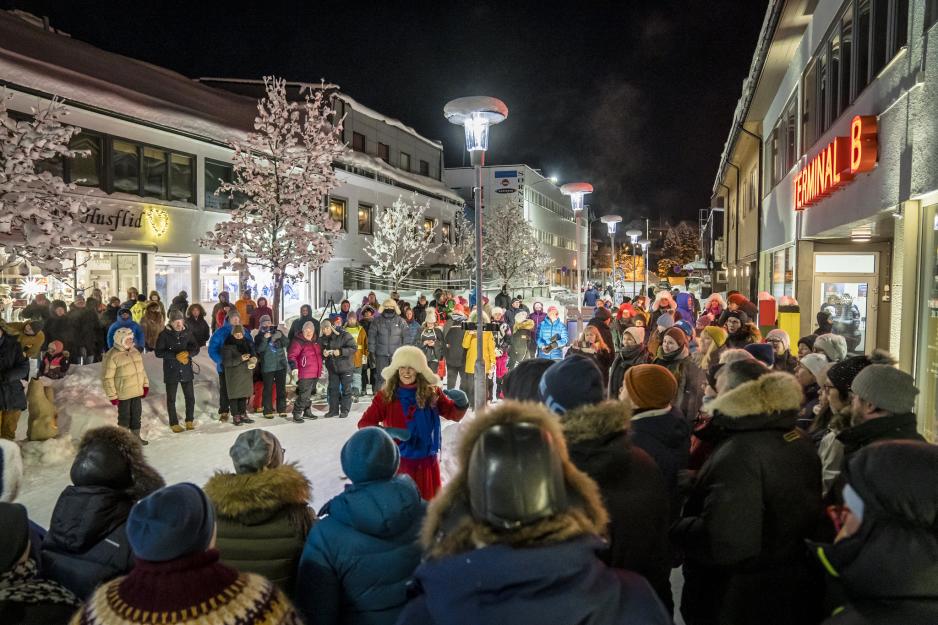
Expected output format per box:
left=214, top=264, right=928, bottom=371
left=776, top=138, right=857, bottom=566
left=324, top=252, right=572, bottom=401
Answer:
left=702, top=325, right=727, bottom=348
left=827, top=355, right=872, bottom=397
left=674, top=320, right=693, bottom=338
left=765, top=329, right=790, bottom=352
left=814, top=333, right=848, bottom=362
left=623, top=364, right=677, bottom=410
left=0, top=502, right=28, bottom=571
left=229, top=429, right=284, bottom=474
left=592, top=307, right=611, bottom=322
left=723, top=309, right=750, bottom=325
left=302, top=321, right=316, bottom=334
left=168, top=309, right=185, bottom=323
left=656, top=313, right=675, bottom=329
left=798, top=335, right=818, bottom=352
left=341, top=427, right=400, bottom=484
left=0, top=439, right=23, bottom=503
left=624, top=326, right=645, bottom=345
left=539, top=355, right=605, bottom=414
left=744, top=343, right=775, bottom=367
left=728, top=293, right=748, bottom=307
left=258, top=314, right=272, bottom=327
left=851, top=364, right=919, bottom=414
left=663, top=327, right=688, bottom=349
left=127, top=483, right=215, bottom=562
left=231, top=324, right=245, bottom=337
left=226, top=307, right=241, bottom=323
left=799, top=353, right=830, bottom=381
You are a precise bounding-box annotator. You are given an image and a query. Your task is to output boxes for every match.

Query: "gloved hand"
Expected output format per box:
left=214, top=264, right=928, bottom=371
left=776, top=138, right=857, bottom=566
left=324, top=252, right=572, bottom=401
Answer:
left=175, top=350, right=190, bottom=365
left=110, top=398, right=119, bottom=406
left=443, top=388, right=469, bottom=410
left=142, top=386, right=149, bottom=398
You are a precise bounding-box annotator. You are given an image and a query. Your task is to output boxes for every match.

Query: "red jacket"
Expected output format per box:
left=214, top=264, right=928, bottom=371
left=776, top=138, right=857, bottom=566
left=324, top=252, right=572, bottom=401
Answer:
left=358, top=386, right=466, bottom=452
left=287, top=337, right=322, bottom=379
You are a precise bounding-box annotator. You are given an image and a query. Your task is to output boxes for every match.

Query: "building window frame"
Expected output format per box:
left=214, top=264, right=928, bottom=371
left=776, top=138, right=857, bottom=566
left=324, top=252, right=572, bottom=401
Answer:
left=400, top=151, right=411, bottom=172
left=328, top=196, right=348, bottom=231
left=352, top=132, right=366, bottom=152
left=441, top=221, right=452, bottom=244
left=105, top=135, right=196, bottom=203
left=419, top=159, right=430, bottom=177
left=357, top=202, right=373, bottom=235
left=423, top=217, right=435, bottom=241
left=377, top=142, right=390, bottom=163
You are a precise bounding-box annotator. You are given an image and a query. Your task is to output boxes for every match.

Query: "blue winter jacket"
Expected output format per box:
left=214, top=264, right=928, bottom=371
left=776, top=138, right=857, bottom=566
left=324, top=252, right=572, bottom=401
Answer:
left=208, top=321, right=254, bottom=373
left=296, top=475, right=425, bottom=625
left=535, top=317, right=568, bottom=360
left=583, top=287, right=600, bottom=307
left=396, top=535, right=671, bottom=625
left=105, top=312, right=144, bottom=350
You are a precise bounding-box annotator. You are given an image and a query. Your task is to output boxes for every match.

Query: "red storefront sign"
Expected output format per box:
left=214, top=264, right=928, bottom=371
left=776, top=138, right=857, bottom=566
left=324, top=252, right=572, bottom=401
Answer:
left=793, top=115, right=877, bottom=210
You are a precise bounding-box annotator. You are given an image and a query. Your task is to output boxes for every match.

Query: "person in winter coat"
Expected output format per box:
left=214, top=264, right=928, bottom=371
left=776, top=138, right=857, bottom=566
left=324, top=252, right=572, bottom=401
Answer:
left=288, top=322, right=322, bottom=422
left=119, top=287, right=138, bottom=311
left=154, top=310, right=200, bottom=433
left=368, top=299, right=408, bottom=390
left=529, top=300, right=547, bottom=334
left=672, top=371, right=823, bottom=625
left=102, top=327, right=150, bottom=444
left=653, top=327, right=705, bottom=423
left=296, top=428, right=425, bottom=625
left=42, top=299, right=72, bottom=355
left=608, top=326, right=650, bottom=399
left=414, top=310, right=444, bottom=375
left=318, top=320, right=357, bottom=419
left=490, top=307, right=512, bottom=382
left=398, top=400, right=671, bottom=625
left=288, top=303, right=319, bottom=343
left=442, top=306, right=467, bottom=390
left=235, top=288, right=257, bottom=323
left=249, top=296, right=274, bottom=331
left=21, top=293, right=52, bottom=324
left=538, top=357, right=675, bottom=614
left=168, top=290, right=189, bottom=315
left=0, top=502, right=82, bottom=625
left=567, top=324, right=614, bottom=387
left=0, top=320, right=44, bottom=360
left=37, top=340, right=70, bottom=380
left=106, top=306, right=144, bottom=350
left=693, top=325, right=727, bottom=371
left=507, top=310, right=537, bottom=370
left=765, top=329, right=798, bottom=373
left=186, top=303, right=210, bottom=347
left=41, top=425, right=165, bottom=599
left=254, top=315, right=290, bottom=418
left=221, top=326, right=258, bottom=426
left=0, top=326, right=28, bottom=441
left=701, top=293, right=725, bottom=321
left=204, top=429, right=314, bottom=599
left=814, top=332, right=849, bottom=363
left=814, top=310, right=834, bottom=335
left=66, top=298, right=100, bottom=364
left=145, top=290, right=166, bottom=318
left=100, top=296, right=121, bottom=330
left=798, top=334, right=818, bottom=358
left=140, top=300, right=165, bottom=351
left=344, top=312, right=367, bottom=398
left=536, top=305, right=568, bottom=360
left=402, top=307, right=421, bottom=346
left=73, top=482, right=302, bottom=625
left=619, top=364, right=690, bottom=524
left=796, top=353, right=829, bottom=430
left=813, top=441, right=938, bottom=625
left=209, top=308, right=255, bottom=422
left=462, top=310, right=497, bottom=405
left=721, top=310, right=760, bottom=349
left=358, top=346, right=468, bottom=500
left=676, top=291, right=698, bottom=327
left=211, top=290, right=232, bottom=332
left=128, top=293, right=147, bottom=324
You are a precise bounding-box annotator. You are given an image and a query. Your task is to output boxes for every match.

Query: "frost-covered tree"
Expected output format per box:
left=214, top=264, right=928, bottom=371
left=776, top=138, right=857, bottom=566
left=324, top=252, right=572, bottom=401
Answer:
left=657, top=221, right=700, bottom=277
left=199, top=77, right=346, bottom=323
left=365, top=195, right=442, bottom=290
left=448, top=209, right=476, bottom=276
left=483, top=195, right=551, bottom=288
left=0, top=92, right=110, bottom=275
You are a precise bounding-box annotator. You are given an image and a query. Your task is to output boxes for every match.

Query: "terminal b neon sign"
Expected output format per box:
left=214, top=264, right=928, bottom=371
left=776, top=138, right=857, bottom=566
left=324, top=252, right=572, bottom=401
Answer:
left=793, top=115, right=877, bottom=211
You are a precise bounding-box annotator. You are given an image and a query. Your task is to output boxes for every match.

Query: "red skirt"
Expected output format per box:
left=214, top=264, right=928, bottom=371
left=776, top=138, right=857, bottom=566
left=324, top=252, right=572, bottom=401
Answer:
left=398, top=455, right=441, bottom=500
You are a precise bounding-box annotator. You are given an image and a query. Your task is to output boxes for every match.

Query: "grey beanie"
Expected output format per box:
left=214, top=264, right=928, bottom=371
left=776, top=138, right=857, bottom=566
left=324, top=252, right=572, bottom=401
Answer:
left=851, top=364, right=919, bottom=414
left=229, top=429, right=284, bottom=474
left=168, top=309, right=185, bottom=323
left=302, top=321, right=316, bottom=333
left=814, top=333, right=848, bottom=363
left=227, top=307, right=241, bottom=323
left=258, top=314, right=272, bottom=326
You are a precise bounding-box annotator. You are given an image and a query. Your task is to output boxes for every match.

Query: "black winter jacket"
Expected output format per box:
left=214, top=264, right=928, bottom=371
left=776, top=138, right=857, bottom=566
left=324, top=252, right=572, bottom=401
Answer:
left=154, top=325, right=200, bottom=384
left=186, top=314, right=210, bottom=347
left=608, top=347, right=650, bottom=400
left=318, top=328, right=357, bottom=374
left=67, top=307, right=101, bottom=360
left=837, top=413, right=924, bottom=459
left=414, top=327, right=444, bottom=364
left=507, top=324, right=536, bottom=369
left=368, top=311, right=407, bottom=359
left=0, top=335, right=28, bottom=411
left=629, top=404, right=689, bottom=517
left=442, top=320, right=467, bottom=366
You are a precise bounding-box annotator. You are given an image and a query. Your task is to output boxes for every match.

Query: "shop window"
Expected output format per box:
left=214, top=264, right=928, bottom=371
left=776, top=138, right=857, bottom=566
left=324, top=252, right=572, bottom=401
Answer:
left=142, top=147, right=167, bottom=199
left=200, top=255, right=240, bottom=303
left=111, top=139, right=139, bottom=194
left=442, top=221, right=452, bottom=244
left=377, top=142, right=390, bottom=163
left=423, top=218, right=434, bottom=241
left=154, top=254, right=191, bottom=304
left=170, top=154, right=194, bottom=203
left=419, top=160, right=430, bottom=176
left=358, top=202, right=373, bottom=235
left=329, top=197, right=347, bottom=231
left=814, top=253, right=876, bottom=273
left=400, top=152, right=411, bottom=171
left=205, top=160, right=233, bottom=210
left=68, top=132, right=102, bottom=188
left=351, top=132, right=366, bottom=152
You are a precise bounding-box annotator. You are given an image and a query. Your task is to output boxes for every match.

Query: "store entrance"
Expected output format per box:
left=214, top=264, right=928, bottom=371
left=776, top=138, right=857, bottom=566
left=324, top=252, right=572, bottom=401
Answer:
left=813, top=276, right=876, bottom=356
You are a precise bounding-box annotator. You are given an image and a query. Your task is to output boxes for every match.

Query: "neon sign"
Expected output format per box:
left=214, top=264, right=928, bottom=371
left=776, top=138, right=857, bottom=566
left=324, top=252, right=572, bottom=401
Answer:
left=793, top=115, right=877, bottom=211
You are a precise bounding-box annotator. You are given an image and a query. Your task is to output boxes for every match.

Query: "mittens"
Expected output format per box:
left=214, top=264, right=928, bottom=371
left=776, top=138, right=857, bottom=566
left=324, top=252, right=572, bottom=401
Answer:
left=175, top=351, right=190, bottom=365
left=110, top=399, right=119, bottom=406
left=443, top=388, right=469, bottom=410
left=142, top=386, right=149, bottom=398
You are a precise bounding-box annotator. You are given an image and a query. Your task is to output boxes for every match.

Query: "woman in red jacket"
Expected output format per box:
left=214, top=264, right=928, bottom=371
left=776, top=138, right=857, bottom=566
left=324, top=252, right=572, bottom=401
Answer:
left=359, top=345, right=468, bottom=500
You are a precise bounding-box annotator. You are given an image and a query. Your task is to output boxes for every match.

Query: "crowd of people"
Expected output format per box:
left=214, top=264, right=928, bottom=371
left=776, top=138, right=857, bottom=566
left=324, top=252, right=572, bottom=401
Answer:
left=0, top=282, right=934, bottom=625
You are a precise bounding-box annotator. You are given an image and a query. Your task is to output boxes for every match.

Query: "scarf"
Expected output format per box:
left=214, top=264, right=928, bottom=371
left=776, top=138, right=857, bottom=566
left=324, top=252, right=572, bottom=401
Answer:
left=655, top=345, right=688, bottom=364
left=0, top=558, right=80, bottom=607
left=616, top=344, right=645, bottom=366
left=397, top=384, right=441, bottom=460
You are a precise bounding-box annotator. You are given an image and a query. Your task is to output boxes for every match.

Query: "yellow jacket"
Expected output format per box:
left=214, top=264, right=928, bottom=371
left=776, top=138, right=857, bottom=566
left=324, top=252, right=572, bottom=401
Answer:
left=1, top=321, right=45, bottom=357
left=130, top=301, right=147, bottom=323
left=346, top=324, right=368, bottom=368
left=462, top=330, right=496, bottom=374
left=235, top=297, right=257, bottom=322
left=102, top=328, right=149, bottom=400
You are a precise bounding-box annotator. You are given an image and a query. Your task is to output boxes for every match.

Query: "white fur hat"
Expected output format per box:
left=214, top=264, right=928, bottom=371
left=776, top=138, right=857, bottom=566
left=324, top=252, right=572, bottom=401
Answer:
left=0, top=439, right=23, bottom=503
left=381, top=345, right=440, bottom=386
left=424, top=309, right=438, bottom=325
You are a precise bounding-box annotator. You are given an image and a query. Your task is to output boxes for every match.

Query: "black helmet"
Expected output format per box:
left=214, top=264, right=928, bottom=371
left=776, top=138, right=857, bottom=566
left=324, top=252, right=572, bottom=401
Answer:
left=468, top=421, right=568, bottom=530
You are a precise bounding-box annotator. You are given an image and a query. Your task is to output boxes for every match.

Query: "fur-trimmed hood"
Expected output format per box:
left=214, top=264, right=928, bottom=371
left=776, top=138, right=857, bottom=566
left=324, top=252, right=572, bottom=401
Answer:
left=204, top=463, right=312, bottom=526
left=70, top=425, right=165, bottom=501
left=421, top=401, right=608, bottom=559
left=707, top=372, right=803, bottom=429
left=557, top=400, right=630, bottom=445
left=513, top=318, right=535, bottom=332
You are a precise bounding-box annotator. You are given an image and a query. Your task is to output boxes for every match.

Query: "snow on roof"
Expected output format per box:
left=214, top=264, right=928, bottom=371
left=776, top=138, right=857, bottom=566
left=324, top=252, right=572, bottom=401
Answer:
left=339, top=150, right=464, bottom=204
left=336, top=93, right=442, bottom=150
left=0, top=10, right=257, bottom=143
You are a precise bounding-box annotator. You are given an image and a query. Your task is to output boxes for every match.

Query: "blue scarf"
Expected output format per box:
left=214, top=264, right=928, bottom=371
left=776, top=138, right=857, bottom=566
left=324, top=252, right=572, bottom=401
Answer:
left=397, top=385, right=441, bottom=459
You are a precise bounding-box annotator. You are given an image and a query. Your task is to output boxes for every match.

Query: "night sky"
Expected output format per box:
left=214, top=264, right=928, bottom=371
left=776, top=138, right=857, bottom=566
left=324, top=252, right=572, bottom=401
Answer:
left=3, top=0, right=767, bottom=224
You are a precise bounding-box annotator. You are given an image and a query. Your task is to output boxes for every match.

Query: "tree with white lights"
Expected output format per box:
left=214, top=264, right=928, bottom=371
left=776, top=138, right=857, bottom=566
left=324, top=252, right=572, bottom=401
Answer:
left=484, top=195, right=551, bottom=288
left=448, top=209, right=476, bottom=277
left=365, top=195, right=442, bottom=290
left=199, top=76, right=346, bottom=322
left=0, top=92, right=110, bottom=275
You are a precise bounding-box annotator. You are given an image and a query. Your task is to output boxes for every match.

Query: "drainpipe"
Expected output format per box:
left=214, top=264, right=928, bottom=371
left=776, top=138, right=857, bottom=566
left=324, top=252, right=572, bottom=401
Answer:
left=738, top=126, right=763, bottom=297
left=725, top=162, right=741, bottom=291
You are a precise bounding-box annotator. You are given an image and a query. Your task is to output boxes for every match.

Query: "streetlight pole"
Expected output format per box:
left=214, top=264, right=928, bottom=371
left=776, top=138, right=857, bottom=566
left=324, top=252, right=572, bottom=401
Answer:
left=561, top=182, right=593, bottom=334
left=626, top=229, right=641, bottom=300
left=601, top=215, right=622, bottom=303
left=638, top=239, right=650, bottom=300
left=445, top=96, right=508, bottom=413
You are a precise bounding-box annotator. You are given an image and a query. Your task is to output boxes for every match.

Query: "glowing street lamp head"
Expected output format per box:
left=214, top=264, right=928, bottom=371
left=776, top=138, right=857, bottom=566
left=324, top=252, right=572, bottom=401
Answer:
left=638, top=239, right=650, bottom=250
left=626, top=228, right=642, bottom=244
left=601, top=214, right=622, bottom=235
left=560, top=182, right=593, bottom=214
left=444, top=96, right=508, bottom=153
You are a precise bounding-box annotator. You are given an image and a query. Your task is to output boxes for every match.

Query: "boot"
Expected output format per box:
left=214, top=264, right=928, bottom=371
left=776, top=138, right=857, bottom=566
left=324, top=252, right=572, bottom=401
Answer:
left=292, top=415, right=305, bottom=423
left=186, top=421, right=195, bottom=431
left=324, top=411, right=338, bottom=419
left=278, top=413, right=289, bottom=419
left=263, top=412, right=275, bottom=419
left=218, top=412, right=229, bottom=423
left=132, top=429, right=149, bottom=445
left=241, top=415, right=256, bottom=425
left=170, top=424, right=184, bottom=433
left=232, top=415, right=243, bottom=426
left=339, top=412, right=349, bottom=419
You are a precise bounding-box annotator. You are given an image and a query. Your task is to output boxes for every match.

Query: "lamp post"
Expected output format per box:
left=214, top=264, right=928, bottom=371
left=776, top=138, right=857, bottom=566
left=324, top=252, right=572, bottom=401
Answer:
left=445, top=96, right=508, bottom=413
left=561, top=182, right=592, bottom=333
left=600, top=215, right=622, bottom=301
left=638, top=239, right=650, bottom=300
left=626, top=229, right=641, bottom=299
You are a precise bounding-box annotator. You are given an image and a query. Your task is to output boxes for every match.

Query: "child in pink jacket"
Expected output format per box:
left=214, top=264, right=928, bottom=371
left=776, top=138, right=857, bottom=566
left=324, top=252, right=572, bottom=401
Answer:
left=288, top=321, right=322, bottom=422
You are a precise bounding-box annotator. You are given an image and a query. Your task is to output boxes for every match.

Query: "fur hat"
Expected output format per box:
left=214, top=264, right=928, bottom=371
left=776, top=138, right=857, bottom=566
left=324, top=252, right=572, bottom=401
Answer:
left=127, top=483, right=215, bottom=562
left=814, top=333, right=848, bottom=363
left=341, top=427, right=400, bottom=484
left=708, top=372, right=803, bottom=420
left=381, top=345, right=440, bottom=386
left=70, top=426, right=165, bottom=501
left=424, top=309, right=438, bottom=325
left=113, top=326, right=135, bottom=349
left=229, top=429, right=284, bottom=474
left=623, top=364, right=677, bottom=410
left=851, top=364, right=919, bottom=414
left=799, top=353, right=830, bottom=381
left=720, top=348, right=756, bottom=364
left=381, top=299, right=400, bottom=314
left=491, top=306, right=505, bottom=319
left=652, top=291, right=675, bottom=311
left=0, top=440, right=23, bottom=503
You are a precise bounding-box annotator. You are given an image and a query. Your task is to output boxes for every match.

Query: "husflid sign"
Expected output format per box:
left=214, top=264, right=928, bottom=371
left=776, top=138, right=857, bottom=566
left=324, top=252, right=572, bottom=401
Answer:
left=793, top=115, right=877, bottom=210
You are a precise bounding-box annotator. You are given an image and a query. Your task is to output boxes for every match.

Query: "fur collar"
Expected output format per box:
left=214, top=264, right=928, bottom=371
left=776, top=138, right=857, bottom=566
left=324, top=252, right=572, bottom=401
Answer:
left=204, top=463, right=311, bottom=521
left=707, top=372, right=803, bottom=420
left=77, top=425, right=165, bottom=501
left=558, top=401, right=630, bottom=444
left=421, top=401, right=608, bottom=560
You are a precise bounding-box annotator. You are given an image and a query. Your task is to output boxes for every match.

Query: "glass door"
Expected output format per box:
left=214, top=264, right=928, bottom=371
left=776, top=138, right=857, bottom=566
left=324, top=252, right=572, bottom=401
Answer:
left=814, top=277, right=874, bottom=356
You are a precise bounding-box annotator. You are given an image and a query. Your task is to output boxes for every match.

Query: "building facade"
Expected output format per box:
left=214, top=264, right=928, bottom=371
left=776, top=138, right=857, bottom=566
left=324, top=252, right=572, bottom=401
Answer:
left=0, top=11, right=462, bottom=318
left=714, top=0, right=938, bottom=437
left=444, top=165, right=586, bottom=289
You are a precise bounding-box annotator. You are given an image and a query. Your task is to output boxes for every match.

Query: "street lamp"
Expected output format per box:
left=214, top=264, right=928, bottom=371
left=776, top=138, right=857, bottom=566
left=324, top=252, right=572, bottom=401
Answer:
left=626, top=229, right=641, bottom=299
left=561, top=182, right=592, bottom=332
left=444, top=96, right=508, bottom=412
left=638, top=239, right=650, bottom=300
left=600, top=215, right=622, bottom=300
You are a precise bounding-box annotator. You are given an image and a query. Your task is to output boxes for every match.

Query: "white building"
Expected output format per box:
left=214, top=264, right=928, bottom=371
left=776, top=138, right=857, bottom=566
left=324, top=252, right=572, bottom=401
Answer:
left=0, top=10, right=462, bottom=317
left=444, top=165, right=587, bottom=288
